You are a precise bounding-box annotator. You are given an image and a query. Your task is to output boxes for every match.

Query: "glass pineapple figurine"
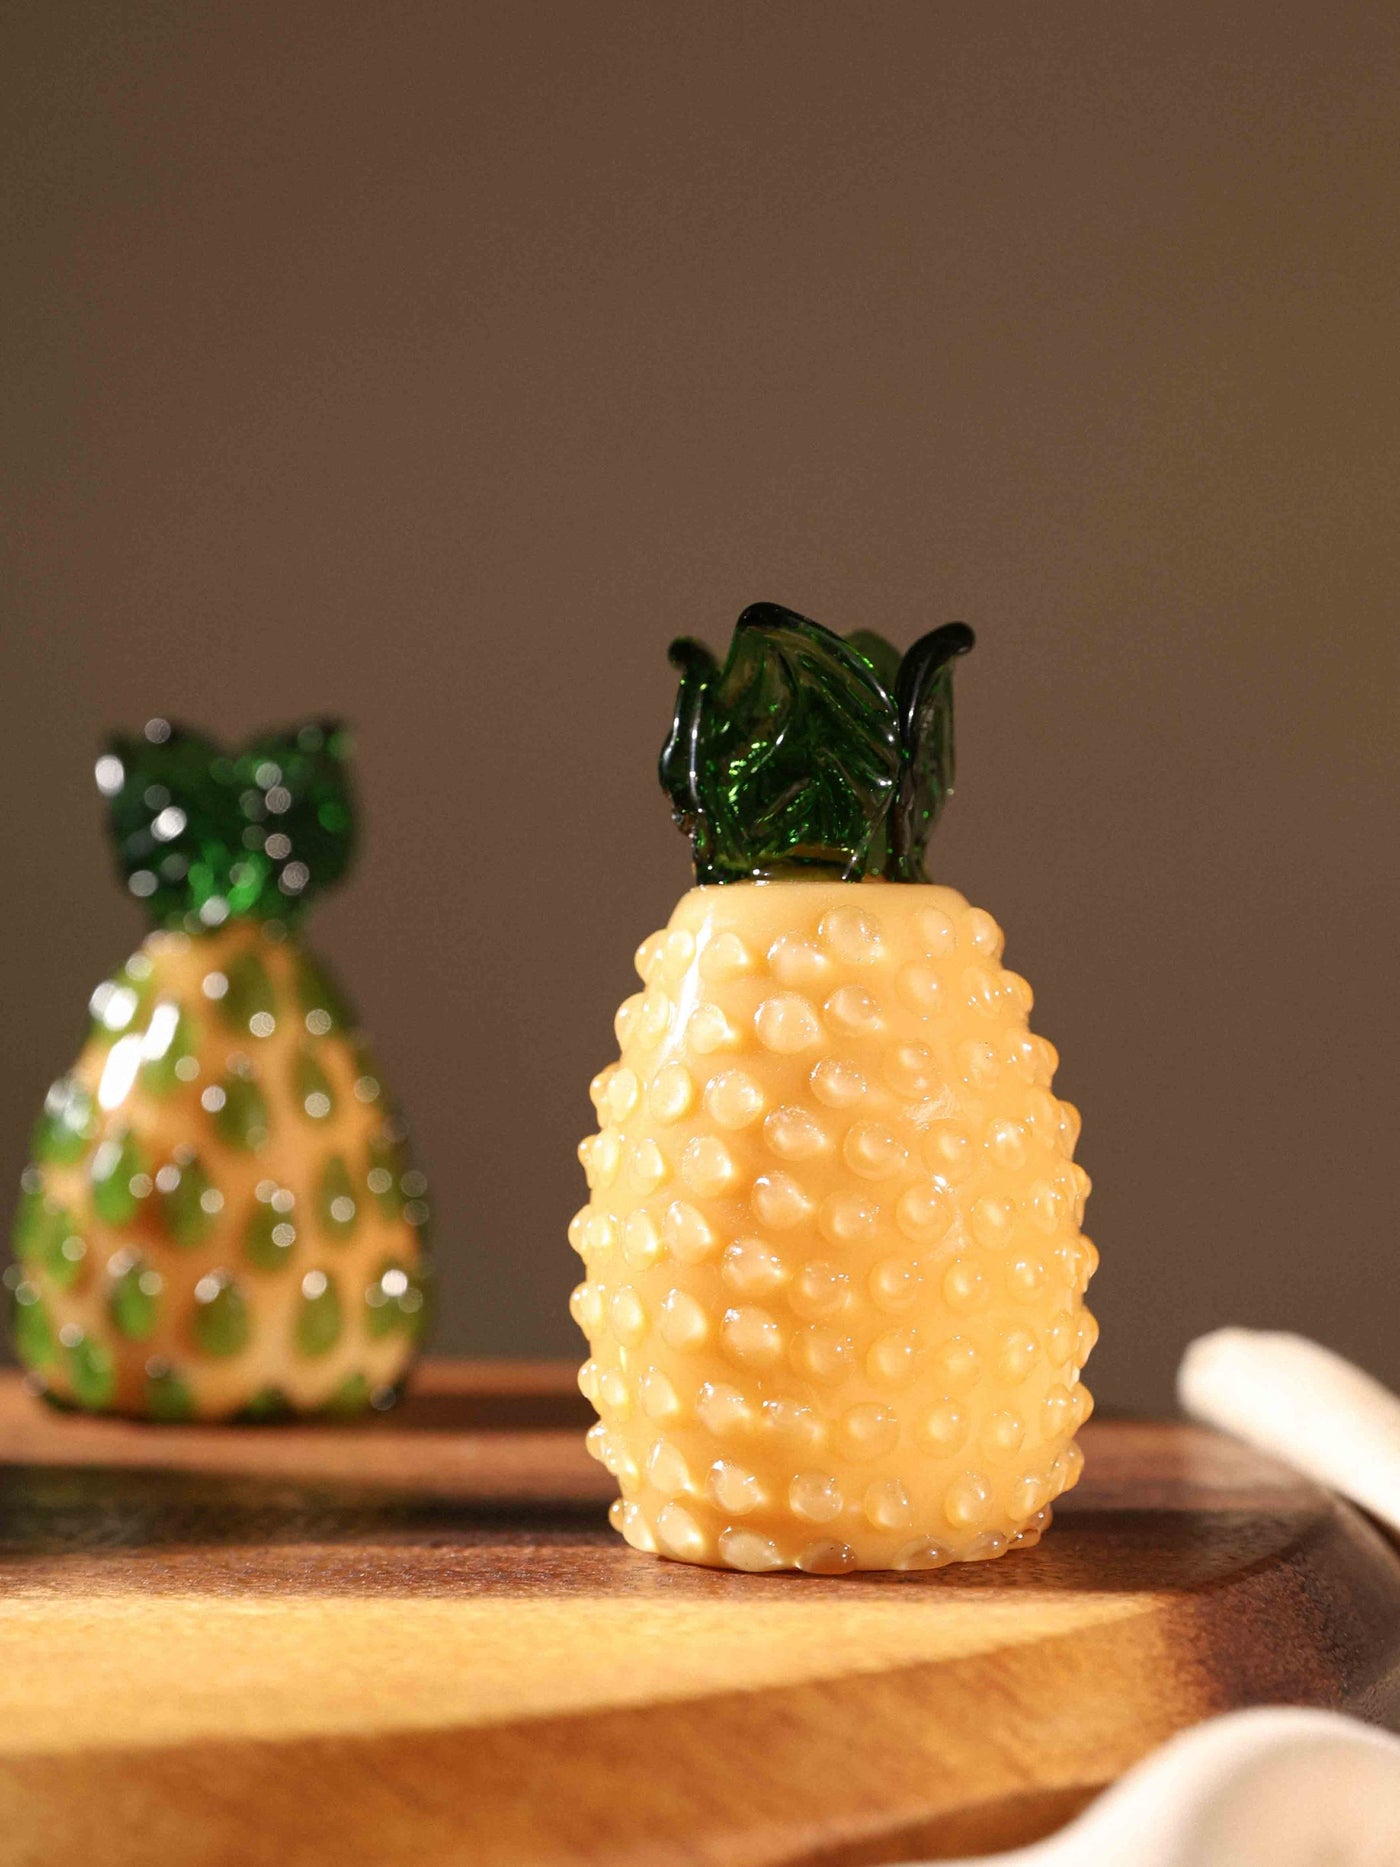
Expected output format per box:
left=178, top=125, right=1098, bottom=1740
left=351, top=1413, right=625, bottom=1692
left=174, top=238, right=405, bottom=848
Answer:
left=573, top=605, right=1096, bottom=1571
left=8, top=718, right=431, bottom=1420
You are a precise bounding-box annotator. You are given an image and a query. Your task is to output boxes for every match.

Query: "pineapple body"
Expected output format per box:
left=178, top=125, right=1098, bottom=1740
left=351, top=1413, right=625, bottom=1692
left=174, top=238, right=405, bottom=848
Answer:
left=11, top=920, right=430, bottom=1419
left=573, top=882, right=1096, bottom=1572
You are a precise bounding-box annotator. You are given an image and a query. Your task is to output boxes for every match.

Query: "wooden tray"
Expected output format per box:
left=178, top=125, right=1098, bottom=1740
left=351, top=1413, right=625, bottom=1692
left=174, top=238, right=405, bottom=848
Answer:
left=0, top=1359, right=1397, bottom=1866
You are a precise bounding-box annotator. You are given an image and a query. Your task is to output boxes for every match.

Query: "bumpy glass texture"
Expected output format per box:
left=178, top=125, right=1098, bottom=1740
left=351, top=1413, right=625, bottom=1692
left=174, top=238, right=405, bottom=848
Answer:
left=98, top=717, right=355, bottom=930
left=660, top=604, right=974, bottom=886
left=9, top=720, right=431, bottom=1420
left=572, top=882, right=1097, bottom=1573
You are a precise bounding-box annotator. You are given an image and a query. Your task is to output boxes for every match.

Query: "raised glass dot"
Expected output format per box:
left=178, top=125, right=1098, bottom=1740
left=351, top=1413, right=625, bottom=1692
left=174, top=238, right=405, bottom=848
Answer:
left=613, top=994, right=642, bottom=1047
left=192, top=1272, right=249, bottom=1358
left=788, top=1261, right=850, bottom=1322
left=755, top=994, right=821, bottom=1054
left=569, top=1281, right=604, bottom=1333
left=922, top=1124, right=974, bottom=1185
left=762, top=1397, right=825, bottom=1448
left=655, top=1504, right=707, bottom=1562
left=959, top=1040, right=1000, bottom=1088
left=622, top=1209, right=661, bottom=1269
left=923, top=1400, right=970, bottom=1453
left=796, top=1541, right=857, bottom=1575
left=869, top=1256, right=920, bottom=1312
left=604, top=1068, right=639, bottom=1122
left=810, top=1058, right=866, bottom=1108
left=764, top=1106, right=828, bottom=1161
left=997, top=1327, right=1039, bottom=1383
left=868, top=1327, right=924, bottom=1386
left=895, top=1538, right=953, bottom=1571
left=1007, top=1253, right=1047, bottom=1301
left=983, top=1409, right=1026, bottom=1453
left=696, top=1381, right=754, bottom=1435
left=708, top=1460, right=765, bottom=1514
left=613, top=1501, right=658, bottom=1552
left=633, top=933, right=664, bottom=982
left=638, top=1367, right=681, bottom=1421
left=1012, top=1473, right=1047, bottom=1520
left=609, top=1287, right=647, bottom=1345
left=687, top=1003, right=739, bottom=1054
left=637, top=989, right=672, bottom=1046
left=661, top=928, right=696, bottom=974
left=581, top=1211, right=616, bottom=1256
left=1058, top=1101, right=1084, bottom=1154
left=932, top=1334, right=983, bottom=1392
left=790, top=1326, right=854, bottom=1383
left=987, top=1119, right=1028, bottom=1168
left=1041, top=1383, right=1074, bottom=1437
left=1029, top=1179, right=1070, bottom=1232
left=945, top=1472, right=994, bottom=1529
left=319, top=1156, right=359, bottom=1240
left=942, top=1258, right=987, bottom=1312
left=659, top=1288, right=708, bottom=1350
left=839, top=1403, right=899, bottom=1459
left=789, top=1471, right=843, bottom=1522
left=629, top=1137, right=667, bottom=1191
left=663, top=1200, right=716, bottom=1264
left=699, top=932, right=754, bottom=982
left=598, top=1367, right=631, bottom=1416
left=721, top=1239, right=788, bottom=1296
left=843, top=1120, right=905, bottom=1179
left=819, top=906, right=884, bottom=965
left=918, top=907, right=958, bottom=955
left=581, top=1121, right=626, bottom=1188
left=864, top=1480, right=912, bottom=1530
left=296, top=1270, right=343, bottom=1357
left=646, top=1062, right=694, bottom=1123
left=646, top=1439, right=692, bottom=1495
left=1047, top=1312, right=1077, bottom=1365
left=704, top=1070, right=765, bottom=1129
left=898, top=964, right=943, bottom=1012
left=1002, top=970, right=1034, bottom=1017
left=721, top=1306, right=784, bottom=1367
left=751, top=1173, right=812, bottom=1230
left=970, top=963, right=1000, bottom=1023
left=718, top=1529, right=782, bottom=1573
left=824, top=986, right=882, bottom=1035
left=294, top=1045, right=337, bottom=1112
left=895, top=1183, right=952, bottom=1244
left=767, top=934, right=830, bottom=989
left=884, top=1044, right=940, bottom=1099
left=819, top=1191, right=878, bottom=1245
left=680, top=1135, right=737, bottom=1198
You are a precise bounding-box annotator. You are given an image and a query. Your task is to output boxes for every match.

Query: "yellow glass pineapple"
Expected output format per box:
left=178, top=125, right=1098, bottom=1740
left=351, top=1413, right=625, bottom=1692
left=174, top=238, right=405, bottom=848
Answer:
left=572, top=606, right=1096, bottom=1571
left=9, top=718, right=430, bottom=1420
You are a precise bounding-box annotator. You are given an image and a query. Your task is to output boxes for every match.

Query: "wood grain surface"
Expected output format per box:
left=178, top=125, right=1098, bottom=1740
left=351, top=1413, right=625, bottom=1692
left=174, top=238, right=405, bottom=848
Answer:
left=0, top=1360, right=1397, bottom=1867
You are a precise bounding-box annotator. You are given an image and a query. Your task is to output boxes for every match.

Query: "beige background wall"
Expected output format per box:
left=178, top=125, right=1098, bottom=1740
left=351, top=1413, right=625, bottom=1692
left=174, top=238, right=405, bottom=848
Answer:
left=3, top=3, right=1397, bottom=1412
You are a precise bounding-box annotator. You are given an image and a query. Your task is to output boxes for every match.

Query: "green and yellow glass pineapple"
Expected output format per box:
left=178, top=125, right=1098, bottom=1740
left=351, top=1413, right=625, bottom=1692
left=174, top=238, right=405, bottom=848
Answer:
left=8, top=718, right=431, bottom=1419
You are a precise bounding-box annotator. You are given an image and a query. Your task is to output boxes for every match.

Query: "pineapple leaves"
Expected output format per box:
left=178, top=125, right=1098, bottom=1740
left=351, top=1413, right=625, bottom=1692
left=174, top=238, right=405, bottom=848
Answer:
left=98, top=718, right=356, bottom=930
left=890, top=622, right=976, bottom=881
left=660, top=605, right=974, bottom=885
left=662, top=603, right=902, bottom=885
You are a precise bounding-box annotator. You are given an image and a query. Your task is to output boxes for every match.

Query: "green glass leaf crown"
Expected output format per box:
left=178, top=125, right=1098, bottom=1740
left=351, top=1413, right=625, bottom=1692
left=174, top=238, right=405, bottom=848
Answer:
left=97, top=718, right=356, bottom=929
left=660, top=603, right=974, bottom=885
